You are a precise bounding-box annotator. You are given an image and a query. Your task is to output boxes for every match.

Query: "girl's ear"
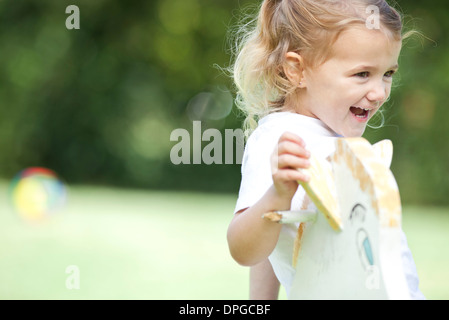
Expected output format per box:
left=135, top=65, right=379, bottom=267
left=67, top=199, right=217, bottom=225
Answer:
left=284, top=52, right=306, bottom=88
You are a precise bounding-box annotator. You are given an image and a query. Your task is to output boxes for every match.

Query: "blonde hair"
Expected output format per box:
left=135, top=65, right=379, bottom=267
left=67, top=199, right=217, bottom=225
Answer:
left=230, top=0, right=411, bottom=136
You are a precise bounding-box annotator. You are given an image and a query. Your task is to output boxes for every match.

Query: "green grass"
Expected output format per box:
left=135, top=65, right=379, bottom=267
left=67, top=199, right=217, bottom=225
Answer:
left=0, top=182, right=248, bottom=299
left=401, top=206, right=449, bottom=300
left=0, top=181, right=448, bottom=299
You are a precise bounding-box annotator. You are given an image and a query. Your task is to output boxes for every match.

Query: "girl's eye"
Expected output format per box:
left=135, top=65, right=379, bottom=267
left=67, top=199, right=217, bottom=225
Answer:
left=384, top=70, right=396, bottom=78
left=355, top=72, right=369, bottom=78
left=355, top=70, right=397, bottom=79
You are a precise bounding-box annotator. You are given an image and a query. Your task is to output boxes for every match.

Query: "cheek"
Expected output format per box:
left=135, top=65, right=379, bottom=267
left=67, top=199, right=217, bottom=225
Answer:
left=377, top=83, right=393, bottom=107
left=315, top=86, right=355, bottom=117
left=318, top=82, right=349, bottom=103
left=386, top=84, right=393, bottom=99
left=307, top=74, right=361, bottom=113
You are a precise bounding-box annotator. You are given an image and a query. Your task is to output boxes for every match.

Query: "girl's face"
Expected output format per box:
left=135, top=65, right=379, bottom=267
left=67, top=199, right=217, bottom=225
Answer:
left=297, top=26, right=402, bottom=137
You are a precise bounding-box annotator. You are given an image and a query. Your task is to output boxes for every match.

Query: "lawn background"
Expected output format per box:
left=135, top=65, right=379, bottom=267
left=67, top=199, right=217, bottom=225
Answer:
left=1, top=181, right=447, bottom=300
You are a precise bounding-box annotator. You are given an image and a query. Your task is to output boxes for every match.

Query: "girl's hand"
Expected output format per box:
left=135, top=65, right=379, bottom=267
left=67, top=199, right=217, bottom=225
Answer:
left=271, top=132, right=311, bottom=202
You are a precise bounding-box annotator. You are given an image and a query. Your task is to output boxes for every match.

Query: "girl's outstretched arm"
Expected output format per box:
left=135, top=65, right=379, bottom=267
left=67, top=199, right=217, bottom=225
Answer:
left=227, top=132, right=310, bottom=266
left=227, top=186, right=289, bottom=266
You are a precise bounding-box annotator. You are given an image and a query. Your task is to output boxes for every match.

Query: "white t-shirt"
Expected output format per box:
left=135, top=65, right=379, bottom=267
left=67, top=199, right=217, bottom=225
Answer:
left=234, top=112, right=425, bottom=299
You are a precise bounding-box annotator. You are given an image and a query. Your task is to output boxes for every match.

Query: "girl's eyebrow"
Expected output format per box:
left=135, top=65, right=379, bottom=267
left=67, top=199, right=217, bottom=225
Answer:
left=348, top=63, right=399, bottom=73
left=389, top=64, right=399, bottom=70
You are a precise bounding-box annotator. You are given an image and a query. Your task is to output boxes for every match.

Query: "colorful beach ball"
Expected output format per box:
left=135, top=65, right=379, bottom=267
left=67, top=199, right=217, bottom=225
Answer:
left=9, top=167, right=67, bottom=222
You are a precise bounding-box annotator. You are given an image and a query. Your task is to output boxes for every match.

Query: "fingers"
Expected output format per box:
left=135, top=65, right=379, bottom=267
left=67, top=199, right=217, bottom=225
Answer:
left=277, top=132, right=310, bottom=157
left=272, top=167, right=311, bottom=183
left=277, top=154, right=310, bottom=170
left=271, top=132, right=312, bottom=183
left=277, top=131, right=307, bottom=149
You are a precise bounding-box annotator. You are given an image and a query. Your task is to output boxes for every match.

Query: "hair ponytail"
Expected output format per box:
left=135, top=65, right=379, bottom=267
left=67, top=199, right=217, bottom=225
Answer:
left=231, top=0, right=291, bottom=137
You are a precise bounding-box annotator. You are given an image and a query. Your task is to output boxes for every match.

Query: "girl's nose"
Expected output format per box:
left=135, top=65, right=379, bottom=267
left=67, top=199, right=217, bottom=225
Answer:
left=366, top=80, right=387, bottom=103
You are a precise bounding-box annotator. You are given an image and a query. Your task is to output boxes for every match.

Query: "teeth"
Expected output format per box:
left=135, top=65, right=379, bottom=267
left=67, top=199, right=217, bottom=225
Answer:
left=350, top=106, right=370, bottom=118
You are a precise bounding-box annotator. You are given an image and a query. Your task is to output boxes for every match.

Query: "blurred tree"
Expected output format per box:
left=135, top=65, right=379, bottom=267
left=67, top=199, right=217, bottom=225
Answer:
left=0, top=0, right=447, bottom=205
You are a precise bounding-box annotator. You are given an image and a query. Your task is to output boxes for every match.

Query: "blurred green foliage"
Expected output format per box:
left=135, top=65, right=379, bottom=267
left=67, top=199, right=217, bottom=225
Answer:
left=0, top=0, right=447, bottom=205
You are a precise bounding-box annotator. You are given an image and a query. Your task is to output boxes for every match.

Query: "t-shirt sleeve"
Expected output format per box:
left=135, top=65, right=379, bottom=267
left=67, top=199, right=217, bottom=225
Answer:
left=234, top=131, right=277, bottom=214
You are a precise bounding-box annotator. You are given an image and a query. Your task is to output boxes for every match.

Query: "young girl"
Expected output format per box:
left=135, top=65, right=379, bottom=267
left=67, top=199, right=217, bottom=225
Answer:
left=227, top=0, right=425, bottom=299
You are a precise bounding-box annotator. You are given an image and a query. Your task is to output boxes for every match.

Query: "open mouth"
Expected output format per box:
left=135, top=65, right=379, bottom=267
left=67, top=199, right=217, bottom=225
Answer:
left=350, top=106, right=369, bottom=120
